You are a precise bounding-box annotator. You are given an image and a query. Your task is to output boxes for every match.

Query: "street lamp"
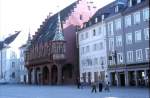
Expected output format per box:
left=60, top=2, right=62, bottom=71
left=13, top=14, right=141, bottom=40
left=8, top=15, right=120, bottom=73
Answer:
left=108, top=50, right=118, bottom=86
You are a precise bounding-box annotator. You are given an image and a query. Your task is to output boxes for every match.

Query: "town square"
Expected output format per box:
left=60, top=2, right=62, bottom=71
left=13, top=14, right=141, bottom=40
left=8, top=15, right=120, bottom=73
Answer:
left=0, top=0, right=149, bottom=98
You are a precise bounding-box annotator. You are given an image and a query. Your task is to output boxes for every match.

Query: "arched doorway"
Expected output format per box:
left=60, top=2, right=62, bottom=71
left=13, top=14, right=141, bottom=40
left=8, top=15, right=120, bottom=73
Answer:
left=42, top=66, right=49, bottom=85
left=51, top=65, right=58, bottom=85
left=35, top=68, right=41, bottom=85
left=62, top=64, right=73, bottom=84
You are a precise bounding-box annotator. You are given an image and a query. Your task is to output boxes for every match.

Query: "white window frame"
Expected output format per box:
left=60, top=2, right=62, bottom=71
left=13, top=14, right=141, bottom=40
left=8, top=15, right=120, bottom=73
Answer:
left=143, top=8, right=149, bottom=21
left=107, top=22, right=114, bottom=36
left=125, top=15, right=131, bottom=27
left=115, top=18, right=121, bottom=30
left=126, top=33, right=132, bottom=44
left=116, top=35, right=122, bottom=47
left=145, top=48, right=149, bottom=60
left=136, top=49, right=143, bottom=61
left=135, top=30, right=141, bottom=42
left=127, top=51, right=133, bottom=62
left=133, top=11, right=140, bottom=24
left=144, top=28, right=149, bottom=40
left=117, top=53, right=123, bottom=64
left=98, top=26, right=102, bottom=35
left=137, top=0, right=141, bottom=3
left=109, top=38, right=114, bottom=50
left=85, top=32, right=88, bottom=39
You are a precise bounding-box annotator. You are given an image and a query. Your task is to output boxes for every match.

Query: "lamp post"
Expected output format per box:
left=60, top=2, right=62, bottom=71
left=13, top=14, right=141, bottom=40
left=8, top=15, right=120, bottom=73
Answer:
left=108, top=50, right=118, bottom=86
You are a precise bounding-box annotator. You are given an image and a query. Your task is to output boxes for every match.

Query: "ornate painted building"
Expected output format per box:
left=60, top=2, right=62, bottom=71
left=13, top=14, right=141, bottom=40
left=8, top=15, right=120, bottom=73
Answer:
left=25, top=0, right=97, bottom=85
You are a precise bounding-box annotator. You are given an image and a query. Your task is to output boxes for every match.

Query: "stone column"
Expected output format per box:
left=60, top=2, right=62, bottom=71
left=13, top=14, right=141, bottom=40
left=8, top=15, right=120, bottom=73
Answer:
left=48, top=66, right=51, bottom=85
left=134, top=71, right=138, bottom=86
left=28, top=69, right=31, bottom=84
left=125, top=71, right=129, bottom=86
left=32, top=68, right=35, bottom=84
left=35, top=69, right=37, bottom=85
left=115, top=72, right=119, bottom=87
left=57, top=65, right=62, bottom=85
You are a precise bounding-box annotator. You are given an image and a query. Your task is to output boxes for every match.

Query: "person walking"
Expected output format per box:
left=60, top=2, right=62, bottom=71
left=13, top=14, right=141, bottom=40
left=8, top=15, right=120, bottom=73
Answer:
left=91, top=82, right=97, bottom=93
left=105, top=81, right=110, bottom=92
left=98, top=81, right=103, bottom=92
left=76, top=77, right=81, bottom=89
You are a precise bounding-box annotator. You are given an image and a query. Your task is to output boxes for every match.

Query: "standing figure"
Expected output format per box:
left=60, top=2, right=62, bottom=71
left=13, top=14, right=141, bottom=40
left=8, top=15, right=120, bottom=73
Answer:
left=105, top=81, right=110, bottom=92
left=76, top=77, right=81, bottom=89
left=98, top=81, right=103, bottom=92
left=91, top=82, right=97, bottom=93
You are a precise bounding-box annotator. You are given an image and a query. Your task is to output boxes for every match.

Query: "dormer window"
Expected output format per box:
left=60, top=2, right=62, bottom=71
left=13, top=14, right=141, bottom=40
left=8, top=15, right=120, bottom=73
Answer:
left=88, top=6, right=91, bottom=11
left=115, top=6, right=119, bottom=13
left=137, top=0, right=141, bottom=4
left=80, top=15, right=83, bottom=20
left=128, top=0, right=132, bottom=7
left=95, top=17, right=98, bottom=23
left=101, top=14, right=105, bottom=21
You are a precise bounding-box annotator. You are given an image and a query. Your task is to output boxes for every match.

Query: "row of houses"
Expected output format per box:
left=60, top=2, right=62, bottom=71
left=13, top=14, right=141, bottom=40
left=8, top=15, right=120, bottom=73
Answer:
left=24, top=0, right=149, bottom=87
left=77, top=0, right=149, bottom=87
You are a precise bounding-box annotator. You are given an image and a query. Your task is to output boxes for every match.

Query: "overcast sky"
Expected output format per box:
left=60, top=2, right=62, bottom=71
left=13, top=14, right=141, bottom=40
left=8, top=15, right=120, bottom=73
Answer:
left=0, top=0, right=114, bottom=50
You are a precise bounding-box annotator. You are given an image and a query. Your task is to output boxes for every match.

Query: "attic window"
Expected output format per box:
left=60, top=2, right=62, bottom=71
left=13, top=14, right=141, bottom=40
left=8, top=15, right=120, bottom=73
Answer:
left=128, top=0, right=132, bottom=7
left=80, top=15, right=83, bottom=20
left=101, top=15, right=105, bottom=20
left=88, top=6, right=91, bottom=11
left=115, top=6, right=119, bottom=13
left=95, top=17, right=98, bottom=23
left=137, top=0, right=141, bottom=3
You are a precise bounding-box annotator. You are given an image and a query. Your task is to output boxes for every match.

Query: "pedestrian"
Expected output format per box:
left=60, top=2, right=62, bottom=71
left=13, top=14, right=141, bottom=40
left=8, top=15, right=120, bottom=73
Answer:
left=76, top=77, right=81, bottom=89
left=98, top=81, right=103, bottom=92
left=91, top=82, right=97, bottom=93
left=105, top=81, right=110, bottom=92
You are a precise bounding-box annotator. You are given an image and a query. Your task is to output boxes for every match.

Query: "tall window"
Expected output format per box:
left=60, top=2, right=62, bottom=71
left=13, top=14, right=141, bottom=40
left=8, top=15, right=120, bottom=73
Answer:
left=93, top=29, right=96, bottom=36
left=80, top=15, right=83, bottom=20
left=85, top=32, right=89, bottom=39
left=107, top=22, right=113, bottom=35
left=94, top=58, right=98, bottom=65
left=116, top=36, right=122, bottom=47
left=115, top=18, right=121, bottom=30
left=133, top=11, right=140, bottom=24
left=144, top=28, right=149, bottom=40
left=126, top=33, right=132, bottom=44
left=136, top=49, right=143, bottom=61
left=102, top=24, right=106, bottom=35
left=98, top=26, right=102, bottom=35
left=86, top=46, right=90, bottom=53
left=99, top=42, right=103, bottom=50
left=12, top=62, right=15, bottom=68
left=109, top=38, right=114, bottom=50
left=125, top=15, right=131, bottom=27
left=93, top=44, right=97, bottom=51
left=135, top=30, right=141, bottom=42
left=117, top=53, right=123, bottom=63
left=127, top=51, right=133, bottom=62
left=145, top=48, right=150, bottom=60
left=137, top=0, right=141, bottom=3
left=80, top=34, right=84, bottom=41
left=143, top=8, right=149, bottom=21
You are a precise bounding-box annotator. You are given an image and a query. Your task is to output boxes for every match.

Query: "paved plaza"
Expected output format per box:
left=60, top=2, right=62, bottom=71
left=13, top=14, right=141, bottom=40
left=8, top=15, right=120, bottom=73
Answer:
left=0, top=84, right=149, bottom=98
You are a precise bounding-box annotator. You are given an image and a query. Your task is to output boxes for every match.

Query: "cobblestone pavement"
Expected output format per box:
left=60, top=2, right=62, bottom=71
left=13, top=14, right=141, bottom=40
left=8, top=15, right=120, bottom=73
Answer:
left=0, top=84, right=149, bottom=98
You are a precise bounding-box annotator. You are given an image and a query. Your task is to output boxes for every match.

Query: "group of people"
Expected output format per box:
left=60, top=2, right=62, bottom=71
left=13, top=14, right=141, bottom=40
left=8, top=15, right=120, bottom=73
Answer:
left=76, top=77, right=110, bottom=93
left=91, top=81, right=110, bottom=93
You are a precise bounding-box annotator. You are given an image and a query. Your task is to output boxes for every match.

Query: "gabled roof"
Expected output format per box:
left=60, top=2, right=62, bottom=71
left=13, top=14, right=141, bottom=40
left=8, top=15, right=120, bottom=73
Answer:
left=80, top=0, right=148, bottom=30
left=31, top=1, right=78, bottom=45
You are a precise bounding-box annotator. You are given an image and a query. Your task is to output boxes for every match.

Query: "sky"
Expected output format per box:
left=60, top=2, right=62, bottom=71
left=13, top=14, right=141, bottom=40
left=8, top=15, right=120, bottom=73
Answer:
left=0, top=0, right=114, bottom=52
